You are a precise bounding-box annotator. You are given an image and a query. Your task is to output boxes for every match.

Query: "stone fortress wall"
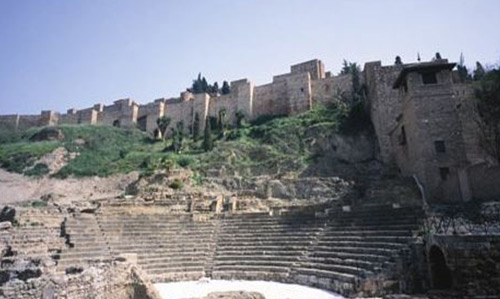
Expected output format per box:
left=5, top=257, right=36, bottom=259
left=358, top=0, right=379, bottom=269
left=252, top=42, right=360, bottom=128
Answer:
left=0, top=59, right=350, bottom=137
left=0, top=57, right=496, bottom=202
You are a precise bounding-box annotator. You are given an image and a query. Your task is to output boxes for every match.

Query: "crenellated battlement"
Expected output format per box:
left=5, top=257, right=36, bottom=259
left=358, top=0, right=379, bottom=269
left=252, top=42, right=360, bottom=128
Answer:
left=0, top=59, right=350, bottom=137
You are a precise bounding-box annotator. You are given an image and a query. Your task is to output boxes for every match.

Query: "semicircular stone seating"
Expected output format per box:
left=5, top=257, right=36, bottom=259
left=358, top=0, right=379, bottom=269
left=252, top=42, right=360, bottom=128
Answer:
left=54, top=204, right=423, bottom=296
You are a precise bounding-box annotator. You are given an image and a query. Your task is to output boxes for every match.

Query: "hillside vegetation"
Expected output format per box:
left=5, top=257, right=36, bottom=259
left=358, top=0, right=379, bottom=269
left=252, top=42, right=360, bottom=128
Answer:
left=0, top=102, right=367, bottom=179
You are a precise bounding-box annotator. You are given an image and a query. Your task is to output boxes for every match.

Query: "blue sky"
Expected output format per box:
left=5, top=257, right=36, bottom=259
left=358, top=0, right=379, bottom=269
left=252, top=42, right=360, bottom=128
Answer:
left=1, top=0, right=499, bottom=114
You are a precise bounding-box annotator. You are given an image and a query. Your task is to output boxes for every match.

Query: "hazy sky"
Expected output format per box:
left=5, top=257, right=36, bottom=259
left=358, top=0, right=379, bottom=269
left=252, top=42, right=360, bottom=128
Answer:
left=1, top=0, right=499, bottom=114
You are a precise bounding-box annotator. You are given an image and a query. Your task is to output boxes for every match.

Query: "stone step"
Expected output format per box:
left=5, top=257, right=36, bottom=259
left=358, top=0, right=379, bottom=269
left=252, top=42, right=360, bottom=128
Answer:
left=214, top=260, right=298, bottom=268
left=294, top=267, right=357, bottom=283
left=146, top=266, right=205, bottom=275
left=100, top=228, right=216, bottom=235
left=109, top=242, right=212, bottom=251
left=218, top=230, right=322, bottom=238
left=214, top=250, right=302, bottom=257
left=314, top=241, right=406, bottom=250
left=217, top=240, right=314, bottom=247
left=299, top=262, right=371, bottom=277
left=322, top=230, right=414, bottom=237
left=57, top=256, right=113, bottom=267
left=139, top=255, right=208, bottom=264
left=320, top=235, right=412, bottom=243
left=312, top=246, right=398, bottom=256
left=325, top=224, right=419, bottom=232
left=221, top=226, right=321, bottom=235
left=309, top=251, right=391, bottom=263
left=137, top=250, right=209, bottom=259
left=140, top=260, right=205, bottom=270
left=305, top=256, right=391, bottom=270
left=216, top=245, right=308, bottom=252
left=218, top=235, right=318, bottom=242
left=58, top=249, right=110, bottom=259
left=213, top=265, right=291, bottom=273
left=215, top=255, right=301, bottom=262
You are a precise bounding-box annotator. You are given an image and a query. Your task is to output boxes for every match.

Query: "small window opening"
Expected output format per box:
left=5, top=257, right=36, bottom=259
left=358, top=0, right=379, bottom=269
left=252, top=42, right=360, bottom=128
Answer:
left=398, top=126, right=407, bottom=145
left=300, top=87, right=305, bottom=92
left=422, top=72, right=438, bottom=85
left=439, top=167, right=450, bottom=180
left=435, top=140, right=446, bottom=153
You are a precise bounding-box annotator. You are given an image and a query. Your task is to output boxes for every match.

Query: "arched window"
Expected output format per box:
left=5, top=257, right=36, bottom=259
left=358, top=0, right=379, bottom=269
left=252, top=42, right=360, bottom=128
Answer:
left=429, top=246, right=453, bottom=289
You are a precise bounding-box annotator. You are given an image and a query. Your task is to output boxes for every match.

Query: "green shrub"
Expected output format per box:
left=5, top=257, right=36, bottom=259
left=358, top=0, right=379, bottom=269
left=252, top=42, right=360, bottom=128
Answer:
left=31, top=200, right=48, bottom=208
left=177, top=156, right=193, bottom=168
left=169, top=179, right=184, bottom=190
left=190, top=172, right=204, bottom=186
left=24, top=163, right=50, bottom=177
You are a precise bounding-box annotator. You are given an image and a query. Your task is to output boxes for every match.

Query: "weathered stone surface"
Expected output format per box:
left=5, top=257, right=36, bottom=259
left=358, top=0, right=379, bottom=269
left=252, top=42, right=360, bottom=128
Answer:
left=0, top=221, right=12, bottom=230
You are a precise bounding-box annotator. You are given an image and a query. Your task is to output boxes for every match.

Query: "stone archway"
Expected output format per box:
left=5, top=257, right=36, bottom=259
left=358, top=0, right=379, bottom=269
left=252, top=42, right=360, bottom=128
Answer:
left=429, top=245, right=453, bottom=289
left=112, top=119, right=120, bottom=128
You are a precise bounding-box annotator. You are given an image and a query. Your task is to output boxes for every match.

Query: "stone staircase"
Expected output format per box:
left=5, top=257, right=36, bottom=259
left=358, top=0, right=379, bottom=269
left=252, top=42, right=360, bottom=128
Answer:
left=293, top=204, right=423, bottom=296
left=96, top=213, right=218, bottom=282
left=212, top=212, right=324, bottom=282
left=50, top=204, right=423, bottom=296
left=56, top=213, right=113, bottom=272
left=0, top=208, right=66, bottom=296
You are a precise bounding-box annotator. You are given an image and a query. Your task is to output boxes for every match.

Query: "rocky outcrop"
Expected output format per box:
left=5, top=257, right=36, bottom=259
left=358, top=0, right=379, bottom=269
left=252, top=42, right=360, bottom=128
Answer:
left=29, top=127, right=65, bottom=142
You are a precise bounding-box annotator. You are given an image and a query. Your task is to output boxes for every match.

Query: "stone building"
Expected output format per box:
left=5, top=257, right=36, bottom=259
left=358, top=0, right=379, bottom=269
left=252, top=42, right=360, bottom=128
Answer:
left=0, top=57, right=495, bottom=202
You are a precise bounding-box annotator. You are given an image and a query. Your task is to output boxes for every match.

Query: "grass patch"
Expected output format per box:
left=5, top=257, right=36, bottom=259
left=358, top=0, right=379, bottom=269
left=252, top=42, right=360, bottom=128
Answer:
left=30, top=200, right=48, bottom=208
left=0, top=102, right=363, bottom=178
left=0, top=141, right=60, bottom=173
left=24, top=163, right=50, bottom=177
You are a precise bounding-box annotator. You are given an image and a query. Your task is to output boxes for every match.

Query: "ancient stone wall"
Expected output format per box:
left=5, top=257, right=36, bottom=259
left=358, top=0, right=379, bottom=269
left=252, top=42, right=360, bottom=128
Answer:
left=253, top=80, right=288, bottom=119
left=137, top=99, right=165, bottom=134
left=390, top=66, right=471, bottom=201
left=429, top=235, right=500, bottom=296
left=364, top=61, right=405, bottom=164
left=290, top=59, right=325, bottom=80
left=285, top=72, right=312, bottom=115
left=98, top=99, right=139, bottom=128
left=453, top=84, right=486, bottom=165
left=0, top=115, right=20, bottom=130
left=311, top=74, right=352, bottom=106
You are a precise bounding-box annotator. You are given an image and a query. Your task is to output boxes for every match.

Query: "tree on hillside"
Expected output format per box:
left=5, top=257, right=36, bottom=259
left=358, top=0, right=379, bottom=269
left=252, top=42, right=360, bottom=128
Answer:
left=218, top=109, right=228, bottom=137
left=336, top=60, right=370, bottom=134
left=201, top=77, right=208, bottom=92
left=191, top=73, right=203, bottom=94
left=395, top=56, right=403, bottom=65
left=435, top=52, right=442, bottom=60
left=235, top=110, right=245, bottom=128
left=457, top=53, right=471, bottom=82
left=475, top=67, right=500, bottom=163
left=212, top=82, right=220, bottom=94
left=339, top=60, right=351, bottom=75
left=156, top=116, right=171, bottom=140
left=193, top=113, right=200, bottom=141
left=474, top=62, right=486, bottom=81
left=221, top=81, right=231, bottom=95
left=172, top=121, right=185, bottom=153
left=203, top=118, right=213, bottom=152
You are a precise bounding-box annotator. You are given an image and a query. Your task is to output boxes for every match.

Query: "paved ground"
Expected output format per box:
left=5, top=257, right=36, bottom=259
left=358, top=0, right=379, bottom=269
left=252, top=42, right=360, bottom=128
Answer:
left=154, top=280, right=344, bottom=299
